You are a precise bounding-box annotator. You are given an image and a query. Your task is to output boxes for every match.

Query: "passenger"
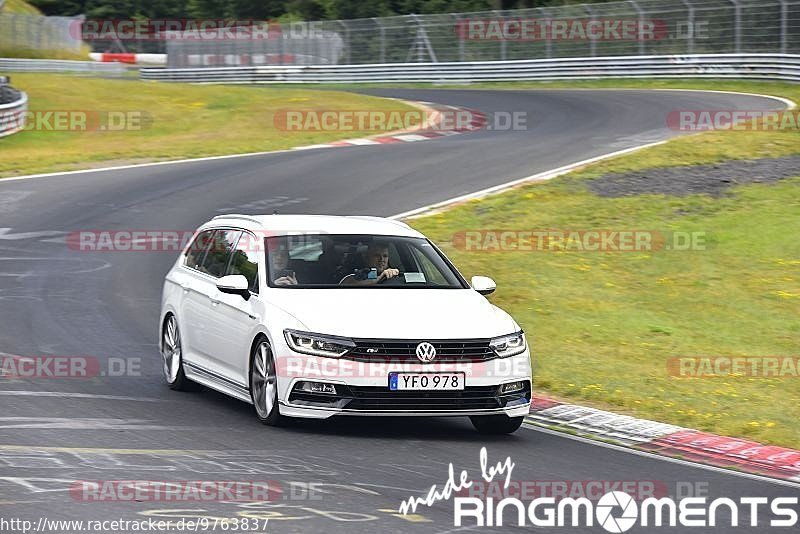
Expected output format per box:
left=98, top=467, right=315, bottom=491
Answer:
left=270, top=243, right=298, bottom=286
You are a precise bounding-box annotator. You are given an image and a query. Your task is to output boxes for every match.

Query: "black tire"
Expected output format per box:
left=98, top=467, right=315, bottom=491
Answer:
left=470, top=415, right=524, bottom=434
left=161, top=315, right=194, bottom=391
left=249, top=337, right=285, bottom=426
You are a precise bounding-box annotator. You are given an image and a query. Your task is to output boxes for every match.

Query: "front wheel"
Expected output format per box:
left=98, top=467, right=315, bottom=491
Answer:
left=470, top=415, right=524, bottom=434
left=161, top=315, right=193, bottom=391
left=250, top=338, right=285, bottom=426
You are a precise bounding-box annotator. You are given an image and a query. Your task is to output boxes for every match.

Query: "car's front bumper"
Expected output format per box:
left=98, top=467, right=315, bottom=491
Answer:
left=279, top=403, right=531, bottom=419
left=275, top=347, right=532, bottom=419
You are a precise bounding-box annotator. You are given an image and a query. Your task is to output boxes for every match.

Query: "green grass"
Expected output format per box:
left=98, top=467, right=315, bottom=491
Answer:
left=410, top=80, right=800, bottom=448
left=1, top=0, right=42, bottom=14
left=0, top=73, right=418, bottom=177
left=0, top=45, right=91, bottom=60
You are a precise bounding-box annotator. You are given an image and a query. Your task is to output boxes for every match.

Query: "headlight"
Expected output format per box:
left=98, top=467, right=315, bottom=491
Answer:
left=490, top=332, right=526, bottom=358
left=283, top=329, right=355, bottom=358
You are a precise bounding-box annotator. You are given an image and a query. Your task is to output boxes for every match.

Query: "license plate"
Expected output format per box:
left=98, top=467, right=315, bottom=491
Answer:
left=389, top=372, right=465, bottom=391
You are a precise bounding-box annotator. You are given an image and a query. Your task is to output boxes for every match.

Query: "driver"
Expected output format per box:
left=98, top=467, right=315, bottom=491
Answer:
left=343, top=241, right=399, bottom=285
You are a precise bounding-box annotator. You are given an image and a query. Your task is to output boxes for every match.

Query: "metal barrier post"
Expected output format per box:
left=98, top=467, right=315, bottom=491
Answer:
left=493, top=10, right=507, bottom=60
left=730, top=0, right=742, bottom=53
left=453, top=14, right=465, bottom=62
left=780, top=0, right=789, bottom=54
left=338, top=20, right=351, bottom=64
left=584, top=5, right=597, bottom=57
left=372, top=18, right=386, bottom=63
left=681, top=0, right=696, bottom=55
left=628, top=0, right=646, bottom=55
left=540, top=7, right=553, bottom=59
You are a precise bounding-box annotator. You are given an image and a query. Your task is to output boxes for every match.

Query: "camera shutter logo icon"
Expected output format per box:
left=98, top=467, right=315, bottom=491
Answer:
left=596, top=491, right=638, bottom=533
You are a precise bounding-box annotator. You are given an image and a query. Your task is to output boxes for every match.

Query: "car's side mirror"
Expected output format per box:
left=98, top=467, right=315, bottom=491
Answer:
left=217, top=275, right=251, bottom=300
left=471, top=275, right=496, bottom=296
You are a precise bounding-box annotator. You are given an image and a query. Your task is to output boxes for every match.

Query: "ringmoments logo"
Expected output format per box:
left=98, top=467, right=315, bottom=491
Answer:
left=452, top=492, right=799, bottom=530
left=397, top=448, right=800, bottom=531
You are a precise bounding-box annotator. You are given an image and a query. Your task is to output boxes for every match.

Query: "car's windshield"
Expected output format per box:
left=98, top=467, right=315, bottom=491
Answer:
left=266, top=234, right=467, bottom=289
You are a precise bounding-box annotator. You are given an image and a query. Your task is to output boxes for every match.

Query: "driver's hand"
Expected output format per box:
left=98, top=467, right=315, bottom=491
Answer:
left=274, top=275, right=297, bottom=286
left=378, top=268, right=400, bottom=281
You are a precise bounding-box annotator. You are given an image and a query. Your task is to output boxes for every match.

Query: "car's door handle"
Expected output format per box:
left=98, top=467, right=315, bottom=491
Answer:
left=210, top=299, right=219, bottom=307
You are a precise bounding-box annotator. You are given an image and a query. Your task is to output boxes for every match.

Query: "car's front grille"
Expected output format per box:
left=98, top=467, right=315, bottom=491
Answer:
left=287, top=381, right=531, bottom=412
left=346, top=339, right=497, bottom=363
left=346, top=385, right=504, bottom=411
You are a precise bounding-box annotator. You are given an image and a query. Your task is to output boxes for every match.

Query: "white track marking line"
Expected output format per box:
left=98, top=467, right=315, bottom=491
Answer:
left=0, top=228, right=67, bottom=240
left=343, top=139, right=381, bottom=145
left=0, top=148, right=297, bottom=183
left=524, top=422, right=800, bottom=489
left=0, top=391, right=160, bottom=402
left=0, top=417, right=181, bottom=430
left=515, top=88, right=796, bottom=111
left=292, top=144, right=333, bottom=150
left=0, top=99, right=441, bottom=182
left=652, top=88, right=796, bottom=110
left=1, top=90, right=792, bottom=184
left=390, top=140, right=666, bottom=220
left=392, top=134, right=429, bottom=142
left=388, top=91, right=796, bottom=221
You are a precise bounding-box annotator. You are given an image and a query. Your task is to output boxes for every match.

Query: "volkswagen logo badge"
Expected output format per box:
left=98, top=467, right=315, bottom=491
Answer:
left=415, top=342, right=436, bottom=363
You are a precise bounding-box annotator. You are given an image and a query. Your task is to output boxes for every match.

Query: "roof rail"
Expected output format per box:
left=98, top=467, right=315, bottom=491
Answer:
left=347, top=215, right=412, bottom=229
left=212, top=214, right=262, bottom=224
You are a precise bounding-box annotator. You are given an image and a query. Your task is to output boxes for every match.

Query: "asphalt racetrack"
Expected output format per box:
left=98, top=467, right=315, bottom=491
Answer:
left=0, top=89, right=796, bottom=533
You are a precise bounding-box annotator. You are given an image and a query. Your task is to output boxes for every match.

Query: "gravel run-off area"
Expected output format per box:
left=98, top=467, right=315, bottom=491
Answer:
left=588, top=156, right=800, bottom=197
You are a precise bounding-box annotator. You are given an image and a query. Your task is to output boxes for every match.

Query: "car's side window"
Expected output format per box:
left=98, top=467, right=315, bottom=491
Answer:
left=226, top=231, right=260, bottom=294
left=198, top=229, right=241, bottom=278
left=184, top=230, right=215, bottom=270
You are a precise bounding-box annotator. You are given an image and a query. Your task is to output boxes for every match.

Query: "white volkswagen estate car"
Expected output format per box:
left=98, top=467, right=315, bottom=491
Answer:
left=159, top=215, right=532, bottom=434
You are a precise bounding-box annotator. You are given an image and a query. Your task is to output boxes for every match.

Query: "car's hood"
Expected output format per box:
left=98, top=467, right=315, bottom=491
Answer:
left=267, top=288, right=518, bottom=339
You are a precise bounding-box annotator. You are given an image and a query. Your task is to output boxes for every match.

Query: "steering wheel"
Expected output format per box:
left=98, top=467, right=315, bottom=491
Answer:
left=337, top=269, right=405, bottom=285
left=377, top=271, right=404, bottom=285
left=338, top=273, right=356, bottom=285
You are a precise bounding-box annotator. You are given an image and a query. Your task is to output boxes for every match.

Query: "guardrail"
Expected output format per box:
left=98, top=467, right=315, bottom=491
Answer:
left=0, top=58, right=126, bottom=74
left=0, top=77, right=27, bottom=138
left=140, top=53, right=800, bottom=84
